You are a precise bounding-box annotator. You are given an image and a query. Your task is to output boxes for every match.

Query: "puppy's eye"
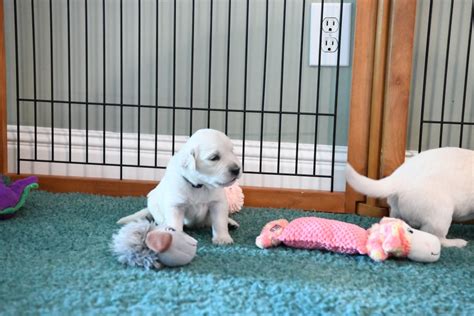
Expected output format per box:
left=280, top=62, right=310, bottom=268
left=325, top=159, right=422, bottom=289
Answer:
left=165, top=227, right=176, bottom=232
left=209, top=154, right=220, bottom=161
left=407, top=228, right=414, bottom=234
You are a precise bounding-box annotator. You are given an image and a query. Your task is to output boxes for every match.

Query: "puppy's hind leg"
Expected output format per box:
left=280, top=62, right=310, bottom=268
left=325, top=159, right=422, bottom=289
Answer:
left=387, top=196, right=402, bottom=219
left=420, top=210, right=467, bottom=248
left=440, top=236, right=468, bottom=248
left=440, top=238, right=468, bottom=248
left=398, top=192, right=468, bottom=248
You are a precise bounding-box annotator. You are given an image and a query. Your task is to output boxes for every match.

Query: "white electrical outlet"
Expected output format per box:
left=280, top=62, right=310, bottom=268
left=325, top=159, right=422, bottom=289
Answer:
left=309, top=3, right=351, bottom=67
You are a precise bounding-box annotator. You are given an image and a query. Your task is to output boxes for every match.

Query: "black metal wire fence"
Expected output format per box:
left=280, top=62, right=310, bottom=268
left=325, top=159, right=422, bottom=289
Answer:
left=416, top=0, right=473, bottom=151
left=11, top=0, right=351, bottom=191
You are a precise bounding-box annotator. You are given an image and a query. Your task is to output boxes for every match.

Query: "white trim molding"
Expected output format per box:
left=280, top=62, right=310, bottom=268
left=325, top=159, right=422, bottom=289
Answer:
left=7, top=125, right=348, bottom=191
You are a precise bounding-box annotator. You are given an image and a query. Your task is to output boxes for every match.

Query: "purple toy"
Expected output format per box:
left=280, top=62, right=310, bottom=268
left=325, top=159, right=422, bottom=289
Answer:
left=0, top=176, right=39, bottom=217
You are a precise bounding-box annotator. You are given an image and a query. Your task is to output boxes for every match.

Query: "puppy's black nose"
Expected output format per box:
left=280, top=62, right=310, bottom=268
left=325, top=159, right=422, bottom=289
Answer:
left=230, top=165, right=241, bottom=176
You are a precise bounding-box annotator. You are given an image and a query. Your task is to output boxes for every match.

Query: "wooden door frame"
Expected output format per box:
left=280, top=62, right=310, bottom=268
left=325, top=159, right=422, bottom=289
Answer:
left=0, top=0, right=416, bottom=214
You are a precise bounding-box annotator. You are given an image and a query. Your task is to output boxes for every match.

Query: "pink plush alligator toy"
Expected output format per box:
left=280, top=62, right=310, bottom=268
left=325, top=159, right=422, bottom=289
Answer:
left=256, top=217, right=441, bottom=263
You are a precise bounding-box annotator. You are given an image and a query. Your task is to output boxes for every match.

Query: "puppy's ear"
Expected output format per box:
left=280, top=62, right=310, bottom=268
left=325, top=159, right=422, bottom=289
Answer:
left=182, top=146, right=199, bottom=170
left=146, top=231, right=172, bottom=253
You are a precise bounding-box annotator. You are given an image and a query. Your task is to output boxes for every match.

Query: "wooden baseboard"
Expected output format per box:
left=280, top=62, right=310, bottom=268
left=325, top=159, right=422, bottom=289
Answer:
left=356, top=203, right=389, bottom=217
left=244, top=187, right=346, bottom=213
left=8, top=174, right=156, bottom=196
left=8, top=173, right=348, bottom=213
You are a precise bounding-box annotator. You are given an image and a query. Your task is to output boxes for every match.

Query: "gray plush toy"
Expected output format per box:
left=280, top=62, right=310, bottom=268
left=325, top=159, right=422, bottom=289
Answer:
left=111, top=219, right=198, bottom=270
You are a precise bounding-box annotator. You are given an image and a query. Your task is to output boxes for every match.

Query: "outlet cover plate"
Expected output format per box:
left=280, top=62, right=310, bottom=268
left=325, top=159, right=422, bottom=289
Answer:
left=309, top=3, right=352, bottom=67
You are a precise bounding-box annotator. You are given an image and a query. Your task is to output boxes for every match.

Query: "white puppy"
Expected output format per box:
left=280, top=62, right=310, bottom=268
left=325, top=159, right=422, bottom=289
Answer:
left=118, top=129, right=241, bottom=245
left=346, top=147, right=473, bottom=248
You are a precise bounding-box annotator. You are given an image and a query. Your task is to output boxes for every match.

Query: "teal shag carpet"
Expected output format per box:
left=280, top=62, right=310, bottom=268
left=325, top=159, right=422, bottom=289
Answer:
left=1, top=191, right=473, bottom=315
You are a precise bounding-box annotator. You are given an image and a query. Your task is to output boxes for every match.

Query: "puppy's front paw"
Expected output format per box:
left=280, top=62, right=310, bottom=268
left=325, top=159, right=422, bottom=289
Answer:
left=212, top=234, right=234, bottom=245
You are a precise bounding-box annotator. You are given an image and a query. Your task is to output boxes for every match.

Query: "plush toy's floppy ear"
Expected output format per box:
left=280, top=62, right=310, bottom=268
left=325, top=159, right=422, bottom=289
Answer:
left=366, top=217, right=411, bottom=261
left=366, top=223, right=390, bottom=261
left=381, top=226, right=405, bottom=256
left=146, top=231, right=173, bottom=253
left=380, top=218, right=410, bottom=258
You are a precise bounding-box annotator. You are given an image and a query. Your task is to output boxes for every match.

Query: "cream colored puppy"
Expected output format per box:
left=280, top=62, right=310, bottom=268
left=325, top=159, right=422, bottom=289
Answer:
left=118, top=129, right=241, bottom=245
left=346, top=147, right=473, bottom=248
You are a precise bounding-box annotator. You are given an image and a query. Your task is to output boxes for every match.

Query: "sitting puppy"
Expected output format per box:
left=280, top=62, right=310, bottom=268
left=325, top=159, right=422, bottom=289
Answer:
left=346, top=147, right=473, bottom=248
left=118, top=129, right=241, bottom=245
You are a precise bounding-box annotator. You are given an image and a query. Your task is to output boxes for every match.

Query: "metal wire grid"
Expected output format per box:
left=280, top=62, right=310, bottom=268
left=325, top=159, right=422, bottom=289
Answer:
left=418, top=0, right=473, bottom=151
left=13, top=0, right=346, bottom=192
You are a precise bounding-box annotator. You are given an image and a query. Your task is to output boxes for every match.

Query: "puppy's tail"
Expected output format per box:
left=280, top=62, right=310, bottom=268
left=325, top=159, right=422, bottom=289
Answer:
left=345, top=164, right=395, bottom=198
left=117, top=208, right=151, bottom=225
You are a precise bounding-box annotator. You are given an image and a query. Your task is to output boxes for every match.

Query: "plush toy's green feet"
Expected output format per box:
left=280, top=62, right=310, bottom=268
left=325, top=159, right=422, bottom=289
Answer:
left=0, top=182, right=39, bottom=217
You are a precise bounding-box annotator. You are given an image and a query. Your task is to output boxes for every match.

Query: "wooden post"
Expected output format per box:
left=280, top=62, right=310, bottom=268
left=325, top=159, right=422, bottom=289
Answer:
left=380, top=0, right=417, bottom=177
left=0, top=0, right=7, bottom=175
left=366, top=0, right=391, bottom=208
left=345, top=0, right=379, bottom=213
